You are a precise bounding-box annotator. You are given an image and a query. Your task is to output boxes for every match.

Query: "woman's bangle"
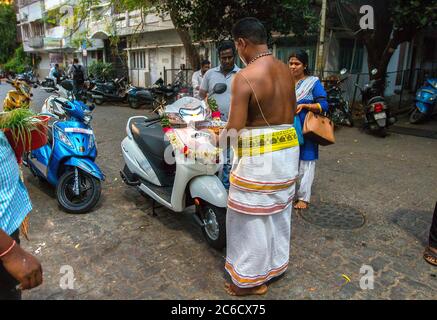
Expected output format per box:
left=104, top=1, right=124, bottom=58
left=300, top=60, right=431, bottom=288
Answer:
left=0, top=240, right=16, bottom=258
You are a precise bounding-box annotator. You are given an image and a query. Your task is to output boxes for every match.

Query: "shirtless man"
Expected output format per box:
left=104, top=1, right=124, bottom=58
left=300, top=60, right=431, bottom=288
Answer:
left=219, top=17, right=299, bottom=296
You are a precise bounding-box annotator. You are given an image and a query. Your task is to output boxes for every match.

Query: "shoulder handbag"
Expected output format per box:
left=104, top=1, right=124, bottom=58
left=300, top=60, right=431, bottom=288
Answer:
left=303, top=111, right=335, bottom=146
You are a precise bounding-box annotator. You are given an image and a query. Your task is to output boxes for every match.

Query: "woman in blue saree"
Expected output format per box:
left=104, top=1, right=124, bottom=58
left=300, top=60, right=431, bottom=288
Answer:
left=289, top=50, right=328, bottom=210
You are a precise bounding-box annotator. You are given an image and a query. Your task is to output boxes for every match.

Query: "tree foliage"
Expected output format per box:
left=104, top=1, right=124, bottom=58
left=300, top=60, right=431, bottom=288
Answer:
left=334, top=0, right=436, bottom=80
left=4, top=46, right=33, bottom=74
left=0, top=3, right=18, bottom=64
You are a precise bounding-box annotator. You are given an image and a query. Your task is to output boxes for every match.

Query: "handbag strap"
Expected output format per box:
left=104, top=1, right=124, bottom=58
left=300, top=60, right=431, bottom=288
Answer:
left=238, top=72, right=270, bottom=127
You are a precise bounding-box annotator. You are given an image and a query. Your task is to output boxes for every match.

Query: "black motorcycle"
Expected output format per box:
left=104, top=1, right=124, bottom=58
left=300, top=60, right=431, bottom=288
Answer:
left=326, top=68, right=354, bottom=127
left=87, top=77, right=128, bottom=105
left=355, top=69, right=396, bottom=137
left=16, top=70, right=39, bottom=88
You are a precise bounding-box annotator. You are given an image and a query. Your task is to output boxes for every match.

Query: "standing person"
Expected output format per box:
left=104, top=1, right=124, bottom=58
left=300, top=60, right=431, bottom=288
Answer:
left=199, top=40, right=240, bottom=121
left=199, top=41, right=240, bottom=190
left=48, top=64, right=60, bottom=85
left=218, top=17, right=299, bottom=296
left=67, top=58, right=86, bottom=97
left=288, top=50, right=328, bottom=210
left=192, top=60, right=211, bottom=99
left=424, top=202, right=437, bottom=266
left=0, top=132, right=43, bottom=299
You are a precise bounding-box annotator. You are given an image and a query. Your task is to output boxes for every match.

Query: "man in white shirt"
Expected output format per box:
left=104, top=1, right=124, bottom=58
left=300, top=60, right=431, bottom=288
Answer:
left=192, top=60, right=210, bottom=99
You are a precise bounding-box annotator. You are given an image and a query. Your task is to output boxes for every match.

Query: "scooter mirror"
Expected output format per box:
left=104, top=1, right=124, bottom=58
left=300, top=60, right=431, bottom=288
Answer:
left=33, top=84, right=38, bottom=88
left=371, top=68, right=378, bottom=76
left=340, top=68, right=348, bottom=75
left=213, top=83, right=227, bottom=95
left=89, top=104, right=96, bottom=111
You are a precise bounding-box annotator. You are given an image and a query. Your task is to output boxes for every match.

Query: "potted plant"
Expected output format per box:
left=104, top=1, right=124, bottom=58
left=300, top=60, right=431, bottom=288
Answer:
left=0, top=108, right=49, bottom=164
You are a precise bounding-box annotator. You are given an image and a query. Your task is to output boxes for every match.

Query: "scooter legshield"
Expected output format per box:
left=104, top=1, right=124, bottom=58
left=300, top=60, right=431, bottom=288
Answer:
left=64, top=157, right=105, bottom=181
left=415, top=101, right=431, bottom=114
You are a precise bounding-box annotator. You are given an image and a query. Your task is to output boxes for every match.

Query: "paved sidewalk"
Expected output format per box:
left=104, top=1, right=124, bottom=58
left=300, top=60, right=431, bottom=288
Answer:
left=1, top=85, right=436, bottom=299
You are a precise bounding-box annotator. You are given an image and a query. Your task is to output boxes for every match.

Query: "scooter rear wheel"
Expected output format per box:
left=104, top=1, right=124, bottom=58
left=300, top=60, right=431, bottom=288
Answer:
left=200, top=203, right=226, bottom=250
left=57, top=169, right=101, bottom=214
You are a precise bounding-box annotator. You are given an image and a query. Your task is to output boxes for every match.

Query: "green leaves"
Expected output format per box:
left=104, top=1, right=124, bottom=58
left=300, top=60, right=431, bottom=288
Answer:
left=0, top=3, right=17, bottom=64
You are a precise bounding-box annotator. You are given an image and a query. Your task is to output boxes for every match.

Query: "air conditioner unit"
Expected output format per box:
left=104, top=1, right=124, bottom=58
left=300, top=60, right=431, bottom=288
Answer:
left=20, top=12, right=28, bottom=21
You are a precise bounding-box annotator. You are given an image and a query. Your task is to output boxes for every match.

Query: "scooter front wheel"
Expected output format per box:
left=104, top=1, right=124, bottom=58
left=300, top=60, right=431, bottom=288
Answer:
left=409, top=108, right=427, bottom=124
left=200, top=203, right=226, bottom=250
left=57, top=169, right=101, bottom=214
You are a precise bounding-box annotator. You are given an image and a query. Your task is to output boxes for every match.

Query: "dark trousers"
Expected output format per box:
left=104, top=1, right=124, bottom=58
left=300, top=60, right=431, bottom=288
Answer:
left=0, top=230, right=21, bottom=300
left=429, top=202, right=437, bottom=248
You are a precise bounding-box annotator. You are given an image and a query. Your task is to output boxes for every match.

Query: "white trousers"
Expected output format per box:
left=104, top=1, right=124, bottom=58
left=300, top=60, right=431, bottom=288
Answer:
left=297, top=160, right=316, bottom=203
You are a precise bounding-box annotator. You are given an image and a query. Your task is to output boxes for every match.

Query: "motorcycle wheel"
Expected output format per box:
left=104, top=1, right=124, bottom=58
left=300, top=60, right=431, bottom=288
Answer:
left=199, top=203, right=226, bottom=250
left=129, top=99, right=140, bottom=109
left=57, top=169, right=101, bottom=214
left=409, top=108, right=426, bottom=124
left=94, top=98, right=104, bottom=105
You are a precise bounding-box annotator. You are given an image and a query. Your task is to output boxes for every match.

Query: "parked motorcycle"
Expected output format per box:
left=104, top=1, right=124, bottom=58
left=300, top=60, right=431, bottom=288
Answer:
left=3, top=79, right=33, bottom=111
left=355, top=69, right=396, bottom=137
left=120, top=85, right=228, bottom=249
left=41, top=79, right=79, bottom=119
left=326, top=68, right=354, bottom=127
left=87, top=77, right=128, bottom=105
left=409, top=78, right=437, bottom=124
left=16, top=70, right=39, bottom=87
left=127, top=85, right=156, bottom=109
left=24, top=81, right=104, bottom=214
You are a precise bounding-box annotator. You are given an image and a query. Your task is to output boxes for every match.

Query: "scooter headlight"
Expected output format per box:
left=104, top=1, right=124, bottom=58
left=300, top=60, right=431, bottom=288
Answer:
left=56, top=129, right=73, bottom=148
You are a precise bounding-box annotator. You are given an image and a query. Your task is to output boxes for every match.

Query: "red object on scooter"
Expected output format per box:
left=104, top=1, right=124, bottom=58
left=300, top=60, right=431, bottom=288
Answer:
left=3, top=115, right=49, bottom=164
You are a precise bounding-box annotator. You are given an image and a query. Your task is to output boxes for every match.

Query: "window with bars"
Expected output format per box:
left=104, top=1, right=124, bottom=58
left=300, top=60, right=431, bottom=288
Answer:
left=130, top=50, right=147, bottom=69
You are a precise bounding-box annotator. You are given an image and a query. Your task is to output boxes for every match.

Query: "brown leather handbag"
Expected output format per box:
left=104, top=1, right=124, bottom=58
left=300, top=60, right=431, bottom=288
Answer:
left=303, top=111, right=335, bottom=146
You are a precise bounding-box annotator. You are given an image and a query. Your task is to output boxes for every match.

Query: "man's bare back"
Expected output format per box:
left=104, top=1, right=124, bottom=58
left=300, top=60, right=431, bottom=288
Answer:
left=229, top=56, right=296, bottom=129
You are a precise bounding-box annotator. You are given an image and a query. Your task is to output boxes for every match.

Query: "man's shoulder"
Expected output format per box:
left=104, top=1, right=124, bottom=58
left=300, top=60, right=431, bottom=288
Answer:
left=204, top=66, right=220, bottom=78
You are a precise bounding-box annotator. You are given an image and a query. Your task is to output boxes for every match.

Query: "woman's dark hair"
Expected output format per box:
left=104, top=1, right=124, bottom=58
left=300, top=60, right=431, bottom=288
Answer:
left=288, top=50, right=310, bottom=75
left=217, top=40, right=236, bottom=56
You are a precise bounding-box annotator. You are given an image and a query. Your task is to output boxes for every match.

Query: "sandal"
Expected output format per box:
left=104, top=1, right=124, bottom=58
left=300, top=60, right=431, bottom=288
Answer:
left=294, top=200, right=309, bottom=210
left=423, top=246, right=437, bottom=267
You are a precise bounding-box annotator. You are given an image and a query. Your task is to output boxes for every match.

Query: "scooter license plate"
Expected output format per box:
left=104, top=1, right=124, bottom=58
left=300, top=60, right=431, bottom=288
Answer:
left=374, top=112, right=386, bottom=120
left=64, top=128, right=93, bottom=135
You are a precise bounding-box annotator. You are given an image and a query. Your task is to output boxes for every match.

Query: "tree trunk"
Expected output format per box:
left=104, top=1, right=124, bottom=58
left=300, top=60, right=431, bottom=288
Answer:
left=169, top=9, right=200, bottom=71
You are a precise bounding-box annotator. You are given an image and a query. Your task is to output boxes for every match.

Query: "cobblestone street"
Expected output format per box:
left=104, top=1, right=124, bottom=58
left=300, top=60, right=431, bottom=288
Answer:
left=1, top=83, right=436, bottom=300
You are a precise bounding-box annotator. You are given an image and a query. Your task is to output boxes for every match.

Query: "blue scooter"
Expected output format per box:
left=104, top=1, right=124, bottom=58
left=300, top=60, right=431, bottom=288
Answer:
left=24, top=85, right=105, bottom=213
left=410, top=78, right=437, bottom=124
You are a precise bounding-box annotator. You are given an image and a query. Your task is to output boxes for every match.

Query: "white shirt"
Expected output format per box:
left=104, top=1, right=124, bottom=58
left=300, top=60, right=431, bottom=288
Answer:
left=192, top=70, right=204, bottom=99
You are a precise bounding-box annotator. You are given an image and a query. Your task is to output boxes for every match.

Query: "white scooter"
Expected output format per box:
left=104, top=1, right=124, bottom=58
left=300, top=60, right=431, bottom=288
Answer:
left=41, top=79, right=75, bottom=119
left=120, top=84, right=228, bottom=249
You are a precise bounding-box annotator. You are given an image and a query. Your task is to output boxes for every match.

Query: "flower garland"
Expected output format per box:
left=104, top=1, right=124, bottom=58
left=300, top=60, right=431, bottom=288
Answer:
left=161, top=113, right=221, bottom=162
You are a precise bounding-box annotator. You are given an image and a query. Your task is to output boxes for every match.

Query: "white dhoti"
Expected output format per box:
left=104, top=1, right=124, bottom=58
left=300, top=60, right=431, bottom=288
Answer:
left=225, top=125, right=299, bottom=288
left=297, top=160, right=316, bottom=203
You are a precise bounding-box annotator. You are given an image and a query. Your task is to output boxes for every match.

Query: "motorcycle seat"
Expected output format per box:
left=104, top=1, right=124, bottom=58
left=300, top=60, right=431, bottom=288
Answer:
left=129, top=118, right=175, bottom=186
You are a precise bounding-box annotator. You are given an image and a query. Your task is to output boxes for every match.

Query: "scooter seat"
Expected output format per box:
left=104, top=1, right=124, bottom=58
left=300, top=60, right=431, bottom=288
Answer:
left=130, top=118, right=175, bottom=186
left=368, top=96, right=385, bottom=105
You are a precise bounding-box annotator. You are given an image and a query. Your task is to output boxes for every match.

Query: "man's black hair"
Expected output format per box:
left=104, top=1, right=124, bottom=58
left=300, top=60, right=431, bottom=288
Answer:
left=73, top=58, right=79, bottom=64
left=217, top=40, right=236, bottom=56
left=232, top=17, right=267, bottom=45
left=201, top=60, right=211, bottom=66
